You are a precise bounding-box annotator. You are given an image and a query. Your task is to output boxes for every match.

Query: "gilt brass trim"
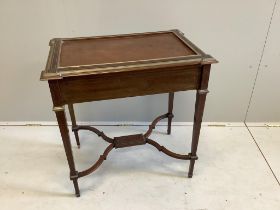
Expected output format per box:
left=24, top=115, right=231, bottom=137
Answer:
left=53, top=106, right=65, bottom=112
left=198, top=89, right=209, bottom=95
left=40, top=56, right=203, bottom=80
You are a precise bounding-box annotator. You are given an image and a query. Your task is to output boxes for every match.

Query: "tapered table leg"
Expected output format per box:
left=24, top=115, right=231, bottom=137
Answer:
left=167, top=92, right=174, bottom=135
left=68, top=104, right=80, bottom=148
left=53, top=106, right=80, bottom=197
left=188, top=65, right=211, bottom=178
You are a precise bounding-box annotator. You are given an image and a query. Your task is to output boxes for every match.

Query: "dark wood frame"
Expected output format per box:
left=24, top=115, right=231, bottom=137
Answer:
left=41, top=30, right=217, bottom=197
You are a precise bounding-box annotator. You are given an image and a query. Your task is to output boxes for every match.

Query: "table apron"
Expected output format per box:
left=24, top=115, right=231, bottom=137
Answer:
left=54, top=66, right=202, bottom=104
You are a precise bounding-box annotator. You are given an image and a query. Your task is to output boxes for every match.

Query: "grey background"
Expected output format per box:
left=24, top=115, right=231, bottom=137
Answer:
left=0, top=0, right=279, bottom=122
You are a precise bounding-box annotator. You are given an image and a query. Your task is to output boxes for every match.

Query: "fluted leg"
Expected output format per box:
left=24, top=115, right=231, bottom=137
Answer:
left=188, top=64, right=211, bottom=178
left=54, top=107, right=80, bottom=196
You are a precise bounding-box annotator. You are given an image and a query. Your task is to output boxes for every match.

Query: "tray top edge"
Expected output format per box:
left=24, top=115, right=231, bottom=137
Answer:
left=50, top=29, right=179, bottom=42
left=41, top=29, right=217, bottom=81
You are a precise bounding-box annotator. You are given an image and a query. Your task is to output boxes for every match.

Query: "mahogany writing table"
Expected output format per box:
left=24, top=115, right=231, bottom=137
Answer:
left=40, top=29, right=217, bottom=197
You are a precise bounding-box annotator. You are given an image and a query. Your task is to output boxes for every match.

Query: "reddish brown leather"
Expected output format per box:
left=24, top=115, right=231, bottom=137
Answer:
left=59, top=32, right=195, bottom=67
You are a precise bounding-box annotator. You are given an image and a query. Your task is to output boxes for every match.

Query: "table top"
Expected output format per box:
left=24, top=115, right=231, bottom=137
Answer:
left=40, top=29, right=217, bottom=80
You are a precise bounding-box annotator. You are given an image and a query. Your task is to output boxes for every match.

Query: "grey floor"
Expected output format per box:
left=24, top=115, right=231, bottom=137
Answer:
left=0, top=124, right=279, bottom=210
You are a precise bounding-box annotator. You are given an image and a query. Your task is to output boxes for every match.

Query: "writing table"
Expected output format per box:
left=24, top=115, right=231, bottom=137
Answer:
left=40, top=29, right=217, bottom=197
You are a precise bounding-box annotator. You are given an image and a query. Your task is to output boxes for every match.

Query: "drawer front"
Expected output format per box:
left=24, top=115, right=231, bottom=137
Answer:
left=58, top=66, right=201, bottom=104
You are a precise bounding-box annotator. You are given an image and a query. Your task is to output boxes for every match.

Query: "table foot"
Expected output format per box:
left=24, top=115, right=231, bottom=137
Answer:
left=70, top=171, right=80, bottom=197
left=73, top=180, right=80, bottom=197
left=188, top=159, right=195, bottom=178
